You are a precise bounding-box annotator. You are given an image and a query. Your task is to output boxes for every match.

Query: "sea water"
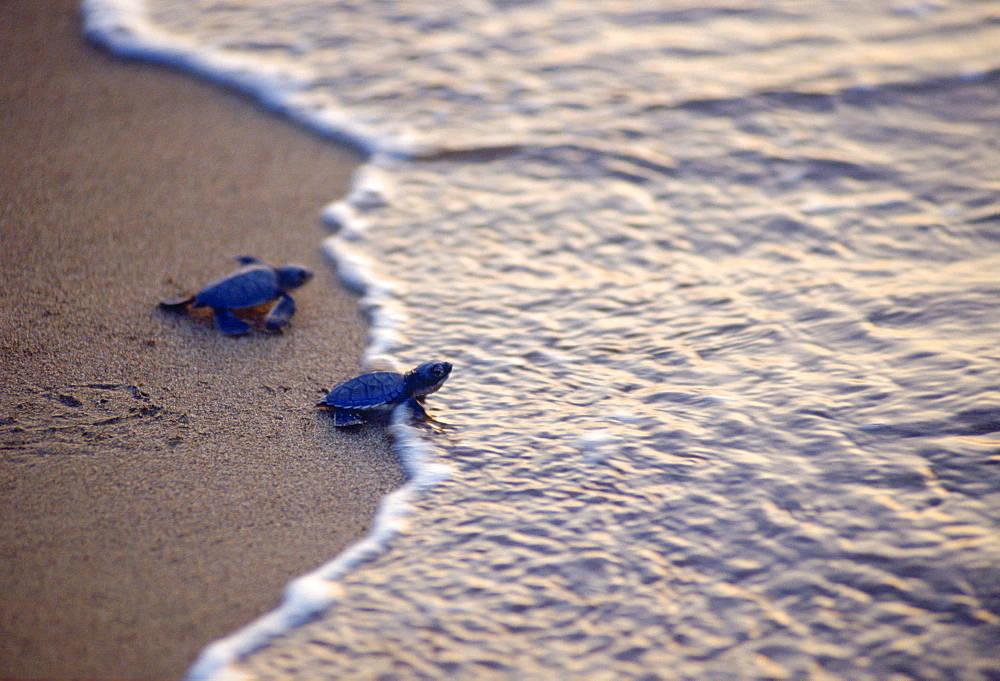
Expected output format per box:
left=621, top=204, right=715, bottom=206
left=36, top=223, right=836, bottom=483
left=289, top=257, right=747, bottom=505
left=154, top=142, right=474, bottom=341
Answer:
left=82, top=1, right=1000, bottom=678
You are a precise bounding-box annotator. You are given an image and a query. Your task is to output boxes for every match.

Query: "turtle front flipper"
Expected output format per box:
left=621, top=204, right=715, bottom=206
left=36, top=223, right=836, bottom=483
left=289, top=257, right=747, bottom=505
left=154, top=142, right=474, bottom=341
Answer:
left=401, top=398, right=428, bottom=421
left=333, top=409, right=366, bottom=427
left=213, top=308, right=251, bottom=336
left=264, top=292, right=297, bottom=332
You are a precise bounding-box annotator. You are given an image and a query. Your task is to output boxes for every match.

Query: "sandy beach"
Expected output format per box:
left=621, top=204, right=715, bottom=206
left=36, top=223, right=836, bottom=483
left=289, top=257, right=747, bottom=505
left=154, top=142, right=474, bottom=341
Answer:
left=0, top=1, right=402, bottom=678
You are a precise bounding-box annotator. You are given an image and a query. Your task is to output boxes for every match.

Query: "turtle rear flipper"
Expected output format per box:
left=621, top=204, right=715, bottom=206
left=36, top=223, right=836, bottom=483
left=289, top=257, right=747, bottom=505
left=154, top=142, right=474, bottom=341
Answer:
left=333, top=409, right=366, bottom=427
left=159, top=294, right=196, bottom=311
left=264, top=293, right=296, bottom=332
left=213, top=308, right=251, bottom=336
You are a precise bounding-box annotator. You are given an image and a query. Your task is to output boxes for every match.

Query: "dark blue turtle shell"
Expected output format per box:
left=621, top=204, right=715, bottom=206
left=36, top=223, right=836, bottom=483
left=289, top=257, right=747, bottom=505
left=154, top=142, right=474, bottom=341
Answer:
left=320, top=371, right=407, bottom=410
left=193, top=264, right=279, bottom=310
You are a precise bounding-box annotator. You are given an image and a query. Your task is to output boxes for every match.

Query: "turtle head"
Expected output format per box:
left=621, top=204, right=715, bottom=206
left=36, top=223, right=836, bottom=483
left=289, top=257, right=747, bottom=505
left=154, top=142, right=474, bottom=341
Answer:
left=276, top=264, right=314, bottom=291
left=405, top=361, right=452, bottom=398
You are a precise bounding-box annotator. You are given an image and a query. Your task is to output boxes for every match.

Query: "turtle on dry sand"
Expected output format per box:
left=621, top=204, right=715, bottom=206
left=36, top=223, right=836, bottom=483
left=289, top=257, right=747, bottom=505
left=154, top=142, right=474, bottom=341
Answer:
left=160, top=256, right=313, bottom=335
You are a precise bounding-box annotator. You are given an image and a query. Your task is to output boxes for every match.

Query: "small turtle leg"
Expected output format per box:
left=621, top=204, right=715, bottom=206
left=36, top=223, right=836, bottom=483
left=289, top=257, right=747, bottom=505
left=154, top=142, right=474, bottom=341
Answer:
left=213, top=308, right=251, bottom=335
left=333, top=409, right=366, bottom=427
left=402, top=398, right=428, bottom=421
left=264, top=293, right=297, bottom=332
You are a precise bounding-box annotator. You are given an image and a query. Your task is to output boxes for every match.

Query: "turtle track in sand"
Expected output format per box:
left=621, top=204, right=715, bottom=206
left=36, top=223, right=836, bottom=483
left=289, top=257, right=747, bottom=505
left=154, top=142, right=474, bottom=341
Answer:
left=0, top=383, right=191, bottom=459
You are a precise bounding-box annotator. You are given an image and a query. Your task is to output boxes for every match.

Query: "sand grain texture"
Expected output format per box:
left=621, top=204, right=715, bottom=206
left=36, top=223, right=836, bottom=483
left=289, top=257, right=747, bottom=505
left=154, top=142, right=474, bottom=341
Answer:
left=0, top=1, right=400, bottom=678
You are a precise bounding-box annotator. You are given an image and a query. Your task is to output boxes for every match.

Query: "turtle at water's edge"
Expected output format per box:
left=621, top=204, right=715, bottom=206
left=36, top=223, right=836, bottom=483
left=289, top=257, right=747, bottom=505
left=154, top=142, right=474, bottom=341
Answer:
left=159, top=256, right=313, bottom=335
left=317, top=361, right=453, bottom=427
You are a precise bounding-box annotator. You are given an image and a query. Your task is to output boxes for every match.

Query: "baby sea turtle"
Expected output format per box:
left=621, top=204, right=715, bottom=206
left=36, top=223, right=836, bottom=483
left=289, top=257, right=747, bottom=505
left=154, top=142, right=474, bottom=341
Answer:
left=317, top=361, right=453, bottom=427
left=160, top=256, right=313, bottom=335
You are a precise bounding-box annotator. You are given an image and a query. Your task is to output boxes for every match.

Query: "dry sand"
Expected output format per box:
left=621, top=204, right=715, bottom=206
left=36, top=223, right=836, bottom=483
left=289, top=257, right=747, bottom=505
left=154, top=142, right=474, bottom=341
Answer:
left=0, top=1, right=404, bottom=678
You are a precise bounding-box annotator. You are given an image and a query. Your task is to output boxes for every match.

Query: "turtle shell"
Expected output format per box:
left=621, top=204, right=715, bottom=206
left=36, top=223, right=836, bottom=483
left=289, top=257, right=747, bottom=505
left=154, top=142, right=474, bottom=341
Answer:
left=194, top=265, right=279, bottom=310
left=320, top=372, right=406, bottom=410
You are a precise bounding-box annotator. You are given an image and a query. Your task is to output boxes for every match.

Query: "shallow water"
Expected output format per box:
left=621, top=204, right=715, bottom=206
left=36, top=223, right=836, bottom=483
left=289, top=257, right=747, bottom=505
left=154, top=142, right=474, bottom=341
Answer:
left=84, top=1, right=1000, bottom=678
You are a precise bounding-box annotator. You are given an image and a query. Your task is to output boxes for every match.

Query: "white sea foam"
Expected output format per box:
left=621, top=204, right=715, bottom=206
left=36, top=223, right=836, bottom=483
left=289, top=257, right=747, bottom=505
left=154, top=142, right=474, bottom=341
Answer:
left=319, top=166, right=408, bottom=367
left=81, top=0, right=412, bottom=157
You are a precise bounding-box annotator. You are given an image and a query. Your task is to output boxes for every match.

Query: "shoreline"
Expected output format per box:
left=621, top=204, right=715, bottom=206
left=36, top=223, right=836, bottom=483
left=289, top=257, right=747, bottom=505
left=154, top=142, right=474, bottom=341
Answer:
left=0, top=1, right=404, bottom=678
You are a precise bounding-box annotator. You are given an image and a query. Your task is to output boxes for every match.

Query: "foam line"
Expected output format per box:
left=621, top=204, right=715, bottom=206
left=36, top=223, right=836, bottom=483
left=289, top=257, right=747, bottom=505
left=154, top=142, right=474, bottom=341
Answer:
left=81, top=0, right=413, bottom=158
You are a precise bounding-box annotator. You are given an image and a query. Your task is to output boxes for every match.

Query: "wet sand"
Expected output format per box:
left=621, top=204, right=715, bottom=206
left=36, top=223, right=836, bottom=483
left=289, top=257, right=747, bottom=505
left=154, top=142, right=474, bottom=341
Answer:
left=0, top=1, right=403, bottom=678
